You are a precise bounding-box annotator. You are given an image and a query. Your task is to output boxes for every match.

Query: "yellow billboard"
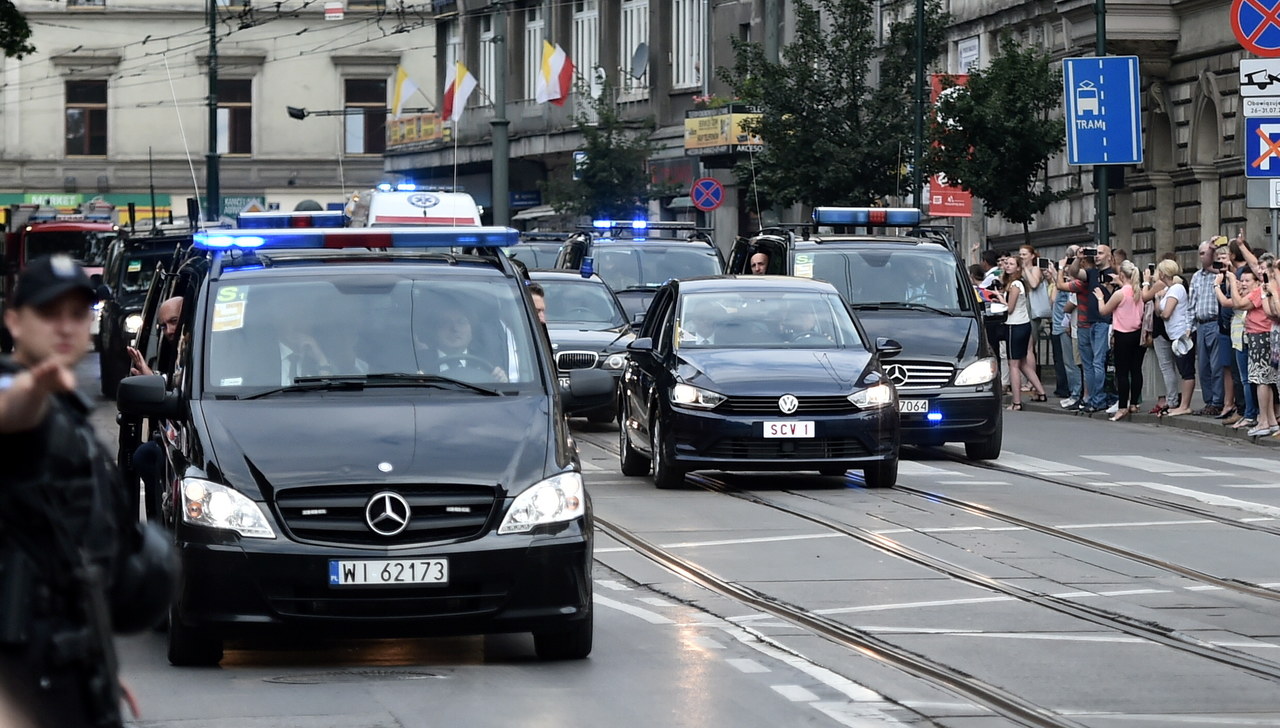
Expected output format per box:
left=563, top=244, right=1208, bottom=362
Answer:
left=387, top=113, right=452, bottom=150
left=683, top=104, right=764, bottom=156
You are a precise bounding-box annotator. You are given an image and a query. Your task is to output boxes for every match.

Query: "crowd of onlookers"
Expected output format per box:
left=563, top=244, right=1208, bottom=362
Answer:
left=971, top=230, right=1280, bottom=438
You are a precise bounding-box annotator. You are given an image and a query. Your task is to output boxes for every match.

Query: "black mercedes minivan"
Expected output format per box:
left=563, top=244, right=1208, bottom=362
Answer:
left=117, top=225, right=613, bottom=665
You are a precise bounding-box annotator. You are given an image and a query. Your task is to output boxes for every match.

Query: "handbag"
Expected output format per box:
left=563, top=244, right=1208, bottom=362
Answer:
left=1028, top=277, right=1052, bottom=320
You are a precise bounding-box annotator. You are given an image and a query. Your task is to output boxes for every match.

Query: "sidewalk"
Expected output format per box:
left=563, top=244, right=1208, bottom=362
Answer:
left=1010, top=372, right=1280, bottom=449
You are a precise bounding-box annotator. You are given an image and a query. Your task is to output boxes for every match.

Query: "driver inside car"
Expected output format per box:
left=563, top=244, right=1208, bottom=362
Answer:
left=415, top=304, right=509, bottom=383
left=782, top=303, right=833, bottom=343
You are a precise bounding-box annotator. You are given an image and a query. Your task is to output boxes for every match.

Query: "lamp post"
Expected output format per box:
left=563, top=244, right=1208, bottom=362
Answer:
left=206, top=0, right=220, bottom=224
left=1094, top=0, right=1108, bottom=250
left=912, top=0, right=925, bottom=211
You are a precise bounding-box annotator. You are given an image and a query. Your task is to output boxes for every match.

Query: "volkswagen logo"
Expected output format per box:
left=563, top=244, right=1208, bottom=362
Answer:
left=778, top=394, right=799, bottom=414
left=884, top=364, right=909, bottom=387
left=365, top=491, right=411, bottom=536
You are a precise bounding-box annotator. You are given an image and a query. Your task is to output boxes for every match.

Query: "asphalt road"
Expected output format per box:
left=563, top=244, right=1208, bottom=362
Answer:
left=72, top=353, right=1280, bottom=728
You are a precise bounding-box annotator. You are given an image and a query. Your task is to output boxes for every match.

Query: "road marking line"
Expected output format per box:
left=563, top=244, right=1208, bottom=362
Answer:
left=817, top=596, right=1015, bottom=615
left=1088, top=455, right=1216, bottom=475
left=857, top=627, right=1147, bottom=644
left=998, top=452, right=1096, bottom=474
left=899, top=461, right=962, bottom=476
left=772, top=684, right=820, bottom=702
left=593, top=579, right=631, bottom=591
left=1204, top=456, right=1280, bottom=473
left=1059, top=518, right=1211, bottom=529
left=593, top=594, right=674, bottom=624
left=726, top=658, right=770, bottom=673
left=661, top=533, right=842, bottom=549
left=683, top=635, right=726, bottom=650
left=935, top=479, right=1006, bottom=484
left=1118, top=481, right=1280, bottom=519
left=638, top=597, right=677, bottom=607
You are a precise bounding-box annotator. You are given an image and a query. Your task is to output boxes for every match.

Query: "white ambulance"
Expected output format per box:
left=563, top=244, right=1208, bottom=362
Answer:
left=346, top=184, right=483, bottom=227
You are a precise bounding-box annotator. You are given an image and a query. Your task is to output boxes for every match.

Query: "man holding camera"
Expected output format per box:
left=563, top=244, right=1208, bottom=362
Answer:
left=1057, top=246, right=1112, bottom=413
left=1188, top=238, right=1225, bottom=416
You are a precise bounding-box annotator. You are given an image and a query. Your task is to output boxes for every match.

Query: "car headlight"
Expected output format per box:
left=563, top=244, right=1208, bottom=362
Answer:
left=180, top=478, right=277, bottom=539
left=601, top=353, right=627, bottom=370
left=848, top=383, right=893, bottom=409
left=499, top=471, right=585, bottom=534
left=954, top=357, right=997, bottom=386
left=124, top=313, right=144, bottom=334
left=671, top=382, right=726, bottom=409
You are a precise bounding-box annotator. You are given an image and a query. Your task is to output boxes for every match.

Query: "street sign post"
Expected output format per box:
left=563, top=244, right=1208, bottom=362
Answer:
left=1062, top=56, right=1143, bottom=165
left=690, top=177, right=724, bottom=212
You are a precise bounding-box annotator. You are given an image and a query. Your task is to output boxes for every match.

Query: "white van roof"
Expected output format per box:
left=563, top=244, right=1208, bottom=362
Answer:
left=346, top=189, right=483, bottom=227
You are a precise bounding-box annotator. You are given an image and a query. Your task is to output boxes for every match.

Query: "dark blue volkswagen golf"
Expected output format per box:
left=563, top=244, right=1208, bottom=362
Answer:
left=618, top=276, right=901, bottom=489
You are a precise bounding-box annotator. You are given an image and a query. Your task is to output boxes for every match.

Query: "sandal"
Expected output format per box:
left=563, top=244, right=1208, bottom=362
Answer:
left=1109, top=410, right=1129, bottom=422
left=1007, top=402, right=1024, bottom=411
left=1030, top=393, right=1047, bottom=402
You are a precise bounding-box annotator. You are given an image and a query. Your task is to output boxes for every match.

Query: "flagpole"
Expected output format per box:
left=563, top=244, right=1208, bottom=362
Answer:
left=453, top=123, right=459, bottom=191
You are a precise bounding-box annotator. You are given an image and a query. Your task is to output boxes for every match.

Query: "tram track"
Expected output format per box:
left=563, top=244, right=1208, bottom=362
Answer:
left=578, top=429, right=1280, bottom=715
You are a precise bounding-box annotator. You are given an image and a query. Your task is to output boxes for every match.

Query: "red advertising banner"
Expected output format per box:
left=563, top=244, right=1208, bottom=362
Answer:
left=929, top=74, right=973, bottom=218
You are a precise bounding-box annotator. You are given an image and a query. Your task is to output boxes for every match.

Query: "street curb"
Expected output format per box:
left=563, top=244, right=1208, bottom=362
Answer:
left=1013, top=396, right=1280, bottom=449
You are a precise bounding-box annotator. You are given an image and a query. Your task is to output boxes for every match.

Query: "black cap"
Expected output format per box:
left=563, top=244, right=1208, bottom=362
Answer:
left=11, top=255, right=99, bottom=309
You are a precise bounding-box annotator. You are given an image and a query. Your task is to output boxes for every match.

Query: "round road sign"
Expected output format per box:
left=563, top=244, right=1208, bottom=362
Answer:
left=1233, top=0, right=1280, bottom=57
left=690, top=177, right=724, bottom=212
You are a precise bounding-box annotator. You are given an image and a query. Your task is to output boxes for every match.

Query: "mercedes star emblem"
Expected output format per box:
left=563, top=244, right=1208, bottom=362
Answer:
left=365, top=491, right=411, bottom=536
left=778, top=394, right=799, bottom=414
left=884, top=364, right=909, bottom=387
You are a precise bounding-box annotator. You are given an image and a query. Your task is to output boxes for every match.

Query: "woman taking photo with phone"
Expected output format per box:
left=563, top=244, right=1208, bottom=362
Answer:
left=1230, top=264, right=1280, bottom=436
left=992, top=256, right=1047, bottom=410
left=1143, top=259, right=1196, bottom=416
left=1096, top=260, right=1145, bottom=421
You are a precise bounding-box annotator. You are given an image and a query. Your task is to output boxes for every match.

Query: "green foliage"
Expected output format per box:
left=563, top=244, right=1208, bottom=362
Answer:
left=0, top=1, right=34, bottom=59
left=924, top=34, right=1068, bottom=237
left=717, top=0, right=949, bottom=208
left=542, top=81, right=678, bottom=219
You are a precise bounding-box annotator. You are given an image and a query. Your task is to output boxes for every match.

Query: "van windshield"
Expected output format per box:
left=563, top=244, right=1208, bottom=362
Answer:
left=594, top=246, right=722, bottom=290
left=203, top=275, right=541, bottom=392
left=794, top=248, right=972, bottom=313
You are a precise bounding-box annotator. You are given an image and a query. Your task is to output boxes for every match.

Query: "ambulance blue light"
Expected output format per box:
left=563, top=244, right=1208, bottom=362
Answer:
left=194, top=226, right=520, bottom=250
left=396, top=183, right=417, bottom=191
left=376, top=183, right=394, bottom=192
left=812, top=207, right=922, bottom=226
left=927, top=412, right=943, bottom=422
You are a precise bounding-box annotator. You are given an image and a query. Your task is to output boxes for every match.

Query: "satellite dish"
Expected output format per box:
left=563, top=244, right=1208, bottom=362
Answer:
left=630, top=43, right=649, bottom=79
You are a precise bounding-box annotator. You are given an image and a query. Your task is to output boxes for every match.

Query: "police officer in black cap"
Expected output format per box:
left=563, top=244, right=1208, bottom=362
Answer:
left=1, top=255, right=177, bottom=727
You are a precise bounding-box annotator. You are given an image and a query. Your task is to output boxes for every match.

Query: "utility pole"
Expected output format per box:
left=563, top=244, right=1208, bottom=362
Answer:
left=491, top=2, right=510, bottom=226
left=912, top=0, right=925, bottom=210
left=206, top=0, right=220, bottom=224
left=1094, top=0, right=1108, bottom=249
left=763, top=0, right=779, bottom=64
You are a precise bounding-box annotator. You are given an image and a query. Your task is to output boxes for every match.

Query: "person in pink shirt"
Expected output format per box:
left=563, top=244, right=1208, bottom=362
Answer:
left=1229, top=267, right=1280, bottom=437
left=1095, top=260, right=1146, bottom=421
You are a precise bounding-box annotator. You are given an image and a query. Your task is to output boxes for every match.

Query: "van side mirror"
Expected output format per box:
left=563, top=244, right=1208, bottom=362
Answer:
left=627, top=337, right=654, bottom=355
left=630, top=311, right=646, bottom=327
left=117, top=375, right=183, bottom=419
left=876, top=337, right=903, bottom=358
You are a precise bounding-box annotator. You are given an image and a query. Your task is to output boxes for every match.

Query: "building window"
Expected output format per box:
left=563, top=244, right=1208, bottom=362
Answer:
left=670, top=0, right=701, bottom=89
left=217, top=78, right=252, bottom=155
left=444, top=19, right=462, bottom=70
left=66, top=80, right=107, bottom=156
left=478, top=13, right=496, bottom=109
left=573, top=0, right=599, bottom=89
left=524, top=6, right=545, bottom=101
left=619, top=0, right=649, bottom=97
left=344, top=78, right=386, bottom=155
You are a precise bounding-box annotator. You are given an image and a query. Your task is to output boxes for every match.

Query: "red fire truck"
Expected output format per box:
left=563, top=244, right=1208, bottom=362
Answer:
left=1, top=202, right=122, bottom=352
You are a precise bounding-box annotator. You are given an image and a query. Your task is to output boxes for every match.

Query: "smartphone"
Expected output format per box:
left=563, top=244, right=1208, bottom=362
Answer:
left=1081, top=247, right=1098, bottom=257
left=1066, top=256, right=1076, bottom=265
left=1147, top=263, right=1156, bottom=274
left=1212, top=261, right=1225, bottom=271
left=1037, top=257, right=1050, bottom=269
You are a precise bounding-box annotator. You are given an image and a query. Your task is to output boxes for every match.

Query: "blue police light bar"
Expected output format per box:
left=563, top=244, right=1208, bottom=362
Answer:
left=236, top=211, right=348, bottom=229
left=812, top=207, right=922, bottom=227
left=926, top=412, right=943, bottom=422
left=592, top=219, right=648, bottom=230
left=194, top=226, right=520, bottom=250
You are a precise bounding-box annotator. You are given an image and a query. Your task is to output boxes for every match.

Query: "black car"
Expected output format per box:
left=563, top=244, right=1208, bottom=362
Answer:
left=618, top=276, right=901, bottom=489
left=115, top=225, right=613, bottom=666
left=728, top=207, right=1002, bottom=460
left=554, top=221, right=725, bottom=321
left=508, top=233, right=569, bottom=270
left=529, top=269, right=634, bottom=422
left=96, top=234, right=185, bottom=398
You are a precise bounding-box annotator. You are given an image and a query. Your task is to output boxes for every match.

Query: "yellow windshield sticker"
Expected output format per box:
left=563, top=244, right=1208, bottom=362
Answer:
left=212, top=301, right=246, bottom=331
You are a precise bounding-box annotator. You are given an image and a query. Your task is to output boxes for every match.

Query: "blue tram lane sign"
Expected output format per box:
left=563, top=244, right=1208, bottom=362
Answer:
left=1062, top=56, right=1143, bottom=166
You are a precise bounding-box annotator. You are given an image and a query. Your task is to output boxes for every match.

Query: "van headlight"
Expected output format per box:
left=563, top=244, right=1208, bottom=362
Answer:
left=671, top=382, right=726, bottom=409
left=499, top=472, right=585, bottom=534
left=125, top=314, right=144, bottom=334
left=848, top=383, right=893, bottom=409
left=954, top=358, right=997, bottom=386
left=180, top=478, right=276, bottom=539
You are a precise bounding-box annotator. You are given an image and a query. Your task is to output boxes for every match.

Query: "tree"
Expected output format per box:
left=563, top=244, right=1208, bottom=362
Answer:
left=924, top=35, right=1069, bottom=244
left=1, top=1, right=34, bottom=59
left=718, top=0, right=949, bottom=208
left=542, top=81, right=678, bottom=220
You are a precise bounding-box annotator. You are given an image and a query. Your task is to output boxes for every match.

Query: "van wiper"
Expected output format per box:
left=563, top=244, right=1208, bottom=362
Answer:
left=238, top=378, right=365, bottom=400
left=855, top=301, right=958, bottom=316
left=363, top=372, right=501, bottom=396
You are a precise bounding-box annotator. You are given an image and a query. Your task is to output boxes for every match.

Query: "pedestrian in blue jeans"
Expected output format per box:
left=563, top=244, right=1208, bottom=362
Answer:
left=1057, top=248, right=1111, bottom=412
left=1188, top=239, right=1225, bottom=414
